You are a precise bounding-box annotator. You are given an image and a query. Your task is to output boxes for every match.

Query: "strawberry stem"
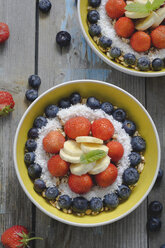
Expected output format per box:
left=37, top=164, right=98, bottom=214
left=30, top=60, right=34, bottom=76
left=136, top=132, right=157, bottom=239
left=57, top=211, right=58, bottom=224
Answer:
left=25, top=237, right=43, bottom=242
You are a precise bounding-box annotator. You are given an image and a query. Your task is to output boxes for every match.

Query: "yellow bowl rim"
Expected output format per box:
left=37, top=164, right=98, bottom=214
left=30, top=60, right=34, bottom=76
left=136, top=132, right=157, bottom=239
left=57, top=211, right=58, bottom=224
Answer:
left=77, top=0, right=165, bottom=78
left=13, top=79, right=161, bottom=227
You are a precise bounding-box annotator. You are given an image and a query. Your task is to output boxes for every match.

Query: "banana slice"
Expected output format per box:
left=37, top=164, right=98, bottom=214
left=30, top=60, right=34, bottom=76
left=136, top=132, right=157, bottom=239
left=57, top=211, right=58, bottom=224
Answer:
left=89, top=156, right=110, bottom=175
left=76, top=136, right=103, bottom=144
left=60, top=149, right=80, bottom=163
left=135, top=12, right=158, bottom=31
left=70, top=162, right=95, bottom=176
left=63, top=140, right=83, bottom=157
left=125, top=11, right=150, bottom=19
left=81, top=143, right=109, bottom=154
left=152, top=6, right=165, bottom=28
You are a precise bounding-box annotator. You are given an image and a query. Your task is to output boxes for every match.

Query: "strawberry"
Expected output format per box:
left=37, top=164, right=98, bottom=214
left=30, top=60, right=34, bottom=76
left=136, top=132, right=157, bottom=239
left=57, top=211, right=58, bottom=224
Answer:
left=48, top=154, right=69, bottom=177
left=1, top=225, right=43, bottom=248
left=0, top=23, right=10, bottom=43
left=68, top=173, right=93, bottom=194
left=43, top=130, right=65, bottom=154
left=95, top=163, right=118, bottom=187
left=64, top=116, right=91, bottom=139
left=0, top=91, right=15, bottom=116
left=115, top=17, right=135, bottom=38
left=91, top=118, right=114, bottom=141
left=130, top=31, right=151, bottom=52
left=151, top=25, right=165, bottom=49
left=105, top=0, right=126, bottom=19
left=107, top=140, right=124, bottom=163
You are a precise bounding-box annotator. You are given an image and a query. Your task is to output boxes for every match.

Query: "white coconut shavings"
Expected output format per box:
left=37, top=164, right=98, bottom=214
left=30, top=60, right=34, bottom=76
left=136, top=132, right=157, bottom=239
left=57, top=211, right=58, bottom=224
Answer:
left=34, top=104, right=132, bottom=200
left=35, top=118, right=62, bottom=187
left=97, top=0, right=165, bottom=60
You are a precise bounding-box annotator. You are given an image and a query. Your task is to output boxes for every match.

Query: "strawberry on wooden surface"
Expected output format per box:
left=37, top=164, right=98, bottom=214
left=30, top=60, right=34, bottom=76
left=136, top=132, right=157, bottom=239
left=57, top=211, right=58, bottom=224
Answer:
left=0, top=91, right=15, bottom=116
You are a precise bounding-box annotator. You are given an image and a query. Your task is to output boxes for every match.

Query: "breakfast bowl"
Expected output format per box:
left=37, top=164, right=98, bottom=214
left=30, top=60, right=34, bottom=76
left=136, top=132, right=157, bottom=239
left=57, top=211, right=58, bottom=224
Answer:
left=14, top=80, right=160, bottom=227
left=78, top=0, right=165, bottom=77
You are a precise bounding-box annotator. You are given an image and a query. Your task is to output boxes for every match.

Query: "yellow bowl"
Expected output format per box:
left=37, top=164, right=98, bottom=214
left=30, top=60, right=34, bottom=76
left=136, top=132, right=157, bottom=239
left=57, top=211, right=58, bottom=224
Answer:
left=14, top=80, right=160, bottom=227
left=78, top=0, right=165, bottom=77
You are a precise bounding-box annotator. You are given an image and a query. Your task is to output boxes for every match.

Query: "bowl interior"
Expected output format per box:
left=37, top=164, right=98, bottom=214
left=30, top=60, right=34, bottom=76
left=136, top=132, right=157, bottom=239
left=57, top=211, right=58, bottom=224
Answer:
left=78, top=0, right=165, bottom=77
left=15, top=81, right=160, bottom=226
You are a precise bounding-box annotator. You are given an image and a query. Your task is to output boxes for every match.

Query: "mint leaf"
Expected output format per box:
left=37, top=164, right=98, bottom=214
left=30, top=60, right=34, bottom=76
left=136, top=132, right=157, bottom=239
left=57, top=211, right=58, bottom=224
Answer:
left=151, top=0, right=165, bottom=11
left=80, top=150, right=106, bottom=164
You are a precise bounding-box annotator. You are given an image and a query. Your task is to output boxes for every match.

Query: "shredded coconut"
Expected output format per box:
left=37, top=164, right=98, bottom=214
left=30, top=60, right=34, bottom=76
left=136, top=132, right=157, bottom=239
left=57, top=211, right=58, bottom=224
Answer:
left=35, top=104, right=132, bottom=200
left=97, top=0, right=165, bottom=60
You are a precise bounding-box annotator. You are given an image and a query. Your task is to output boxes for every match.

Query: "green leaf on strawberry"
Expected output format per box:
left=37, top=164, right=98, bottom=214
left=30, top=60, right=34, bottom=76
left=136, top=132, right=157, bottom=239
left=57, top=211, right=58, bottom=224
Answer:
left=80, top=150, right=106, bottom=164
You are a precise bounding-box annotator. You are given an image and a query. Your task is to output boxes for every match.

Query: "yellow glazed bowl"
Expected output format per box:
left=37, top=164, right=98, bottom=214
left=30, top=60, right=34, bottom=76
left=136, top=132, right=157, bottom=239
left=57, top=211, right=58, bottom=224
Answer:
left=78, top=0, right=165, bottom=77
left=14, top=80, right=160, bottom=227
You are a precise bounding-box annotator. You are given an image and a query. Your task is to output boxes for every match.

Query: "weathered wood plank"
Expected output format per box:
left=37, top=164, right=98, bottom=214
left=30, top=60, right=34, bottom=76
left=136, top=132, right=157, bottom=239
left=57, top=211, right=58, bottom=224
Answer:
left=146, top=77, right=165, bottom=248
left=0, top=0, right=36, bottom=244
left=36, top=1, right=148, bottom=247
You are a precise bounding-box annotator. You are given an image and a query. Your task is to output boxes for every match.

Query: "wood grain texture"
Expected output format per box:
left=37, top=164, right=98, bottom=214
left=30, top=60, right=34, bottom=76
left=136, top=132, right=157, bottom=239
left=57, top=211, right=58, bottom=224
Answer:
left=146, top=77, right=165, bottom=248
left=36, top=1, right=148, bottom=247
left=0, top=0, right=36, bottom=246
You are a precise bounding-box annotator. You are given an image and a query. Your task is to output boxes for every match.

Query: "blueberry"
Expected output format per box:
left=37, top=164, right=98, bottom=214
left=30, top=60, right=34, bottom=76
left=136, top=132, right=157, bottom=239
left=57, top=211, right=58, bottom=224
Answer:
left=86, top=96, right=100, bottom=109
left=28, top=75, right=41, bottom=89
left=147, top=217, right=161, bottom=232
left=24, top=152, right=35, bottom=166
left=148, top=201, right=163, bottom=217
left=33, top=116, right=47, bottom=128
left=25, top=89, right=38, bottom=102
left=118, top=185, right=131, bottom=200
left=28, top=128, right=39, bottom=139
left=45, top=186, right=59, bottom=200
left=28, top=164, right=42, bottom=179
left=99, top=36, right=112, bottom=49
left=156, top=168, right=164, bottom=183
left=34, top=179, right=46, bottom=193
left=88, top=0, right=101, bottom=7
left=152, top=58, right=164, bottom=71
left=56, top=31, right=71, bottom=47
left=87, top=10, right=100, bottom=24
left=160, top=245, right=165, bottom=248
left=58, top=195, right=72, bottom=209
left=123, top=167, right=139, bottom=185
left=101, top=102, right=114, bottom=115
left=129, top=152, right=141, bottom=167
left=58, top=98, right=71, bottom=108
left=103, top=193, right=119, bottom=209
left=124, top=53, right=136, bottom=66
left=45, top=104, right=59, bottom=118
left=122, top=120, right=136, bottom=136
left=113, top=108, right=126, bottom=122
left=137, top=57, right=150, bottom=71
left=39, top=0, right=52, bottom=13
left=110, top=47, right=121, bottom=58
left=70, top=92, right=81, bottom=105
left=89, top=197, right=103, bottom=212
left=25, top=139, right=37, bottom=152
left=131, top=136, right=146, bottom=152
left=72, top=197, right=88, bottom=213
left=89, top=24, right=101, bottom=37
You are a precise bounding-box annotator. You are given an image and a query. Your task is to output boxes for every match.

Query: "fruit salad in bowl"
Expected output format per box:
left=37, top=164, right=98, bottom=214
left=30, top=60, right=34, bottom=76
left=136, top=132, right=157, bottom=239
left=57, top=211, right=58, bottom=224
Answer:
left=14, top=80, right=160, bottom=226
left=78, top=0, right=165, bottom=76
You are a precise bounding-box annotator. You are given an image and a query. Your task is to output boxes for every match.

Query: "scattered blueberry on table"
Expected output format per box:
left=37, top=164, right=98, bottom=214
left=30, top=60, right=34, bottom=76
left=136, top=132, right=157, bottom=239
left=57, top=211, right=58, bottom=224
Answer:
left=28, top=75, right=41, bottom=89
left=56, top=31, right=71, bottom=48
left=25, top=89, right=38, bottom=102
left=156, top=168, right=164, bottom=183
left=147, top=217, right=161, bottom=232
left=148, top=201, right=163, bottom=217
left=39, top=0, right=52, bottom=13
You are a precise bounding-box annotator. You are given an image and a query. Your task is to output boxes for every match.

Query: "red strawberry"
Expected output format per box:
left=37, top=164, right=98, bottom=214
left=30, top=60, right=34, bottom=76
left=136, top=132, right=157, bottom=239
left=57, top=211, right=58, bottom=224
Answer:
left=0, top=23, right=10, bottom=43
left=151, top=25, right=165, bottom=49
left=105, top=0, right=126, bottom=19
left=95, top=163, right=118, bottom=187
left=91, top=118, right=114, bottom=141
left=0, top=91, right=15, bottom=116
left=1, top=225, right=43, bottom=248
left=115, top=17, right=135, bottom=38
left=107, top=140, right=124, bottom=163
left=68, top=173, right=93, bottom=194
left=43, top=130, right=65, bottom=154
left=48, top=155, right=69, bottom=177
left=64, top=116, right=91, bottom=139
left=130, top=31, right=151, bottom=52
